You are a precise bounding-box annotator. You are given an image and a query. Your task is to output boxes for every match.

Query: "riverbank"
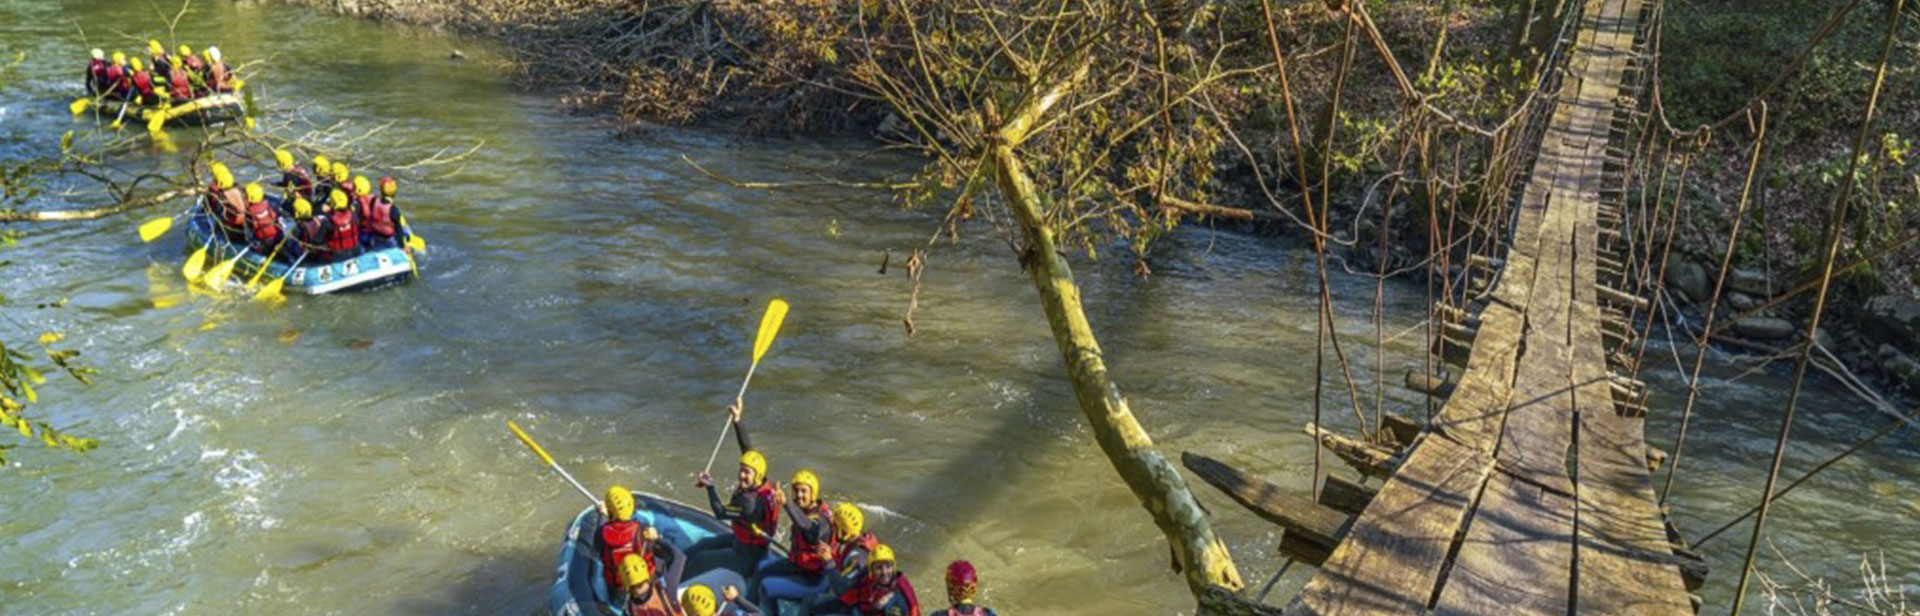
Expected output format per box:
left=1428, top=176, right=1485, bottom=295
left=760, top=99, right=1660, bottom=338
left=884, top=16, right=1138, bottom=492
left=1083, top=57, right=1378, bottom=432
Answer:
left=281, top=0, right=1919, bottom=406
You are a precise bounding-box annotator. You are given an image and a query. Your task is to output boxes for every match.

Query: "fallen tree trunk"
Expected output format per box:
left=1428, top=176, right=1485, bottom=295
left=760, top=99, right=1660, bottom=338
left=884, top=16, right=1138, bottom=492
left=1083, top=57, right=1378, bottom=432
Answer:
left=987, top=57, right=1245, bottom=601
left=0, top=188, right=192, bottom=223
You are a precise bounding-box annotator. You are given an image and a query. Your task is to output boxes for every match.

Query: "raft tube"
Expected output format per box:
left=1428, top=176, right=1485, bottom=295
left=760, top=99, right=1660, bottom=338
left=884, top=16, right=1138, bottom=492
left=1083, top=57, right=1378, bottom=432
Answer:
left=550, top=493, right=786, bottom=616
left=96, top=92, right=244, bottom=128
left=183, top=203, right=419, bottom=295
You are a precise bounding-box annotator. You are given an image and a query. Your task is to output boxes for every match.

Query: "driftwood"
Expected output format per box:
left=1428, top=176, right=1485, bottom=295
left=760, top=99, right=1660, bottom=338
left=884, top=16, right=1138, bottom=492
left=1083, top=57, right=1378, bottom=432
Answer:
left=1302, top=422, right=1400, bottom=479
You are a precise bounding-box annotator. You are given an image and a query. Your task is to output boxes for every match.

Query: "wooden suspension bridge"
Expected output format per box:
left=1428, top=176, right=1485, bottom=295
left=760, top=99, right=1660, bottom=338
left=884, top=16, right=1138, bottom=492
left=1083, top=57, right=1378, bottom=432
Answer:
left=1186, top=0, right=1718, bottom=612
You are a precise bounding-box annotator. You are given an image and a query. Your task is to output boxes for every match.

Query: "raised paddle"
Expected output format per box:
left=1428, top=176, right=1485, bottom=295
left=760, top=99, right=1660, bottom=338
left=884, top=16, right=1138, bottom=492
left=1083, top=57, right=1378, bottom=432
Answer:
left=244, top=237, right=289, bottom=289
left=507, top=420, right=601, bottom=506
left=701, top=298, right=790, bottom=477
left=138, top=215, right=175, bottom=242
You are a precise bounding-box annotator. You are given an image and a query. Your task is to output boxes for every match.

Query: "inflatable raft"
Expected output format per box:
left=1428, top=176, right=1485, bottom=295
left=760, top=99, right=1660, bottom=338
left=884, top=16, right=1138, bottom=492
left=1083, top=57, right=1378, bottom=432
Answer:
left=96, top=92, right=243, bottom=128
left=183, top=201, right=419, bottom=295
left=551, top=493, right=785, bottom=616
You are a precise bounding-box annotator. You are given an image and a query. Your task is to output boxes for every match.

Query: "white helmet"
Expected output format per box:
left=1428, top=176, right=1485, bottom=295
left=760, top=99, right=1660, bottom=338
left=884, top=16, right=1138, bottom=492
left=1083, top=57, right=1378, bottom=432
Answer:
left=205, top=46, right=222, bottom=63
left=91, top=48, right=104, bottom=60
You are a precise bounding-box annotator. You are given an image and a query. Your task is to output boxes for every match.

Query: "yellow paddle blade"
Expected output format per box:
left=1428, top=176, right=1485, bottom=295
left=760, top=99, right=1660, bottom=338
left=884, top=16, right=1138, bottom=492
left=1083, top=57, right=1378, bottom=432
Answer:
left=108, top=119, right=122, bottom=130
left=406, top=235, right=427, bottom=253
left=138, top=217, right=174, bottom=242
left=751, top=299, right=790, bottom=363
left=243, top=117, right=256, bottom=130
left=203, top=255, right=241, bottom=286
left=181, top=246, right=209, bottom=281
left=253, top=277, right=286, bottom=302
left=69, top=98, right=92, bottom=115
left=146, top=114, right=165, bottom=133
left=507, top=421, right=558, bottom=467
left=245, top=260, right=272, bottom=287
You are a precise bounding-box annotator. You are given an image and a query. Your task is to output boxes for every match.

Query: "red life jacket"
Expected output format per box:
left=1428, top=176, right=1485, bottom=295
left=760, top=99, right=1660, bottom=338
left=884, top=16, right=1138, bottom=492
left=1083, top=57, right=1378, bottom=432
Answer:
left=732, top=482, right=781, bottom=547
left=835, top=532, right=880, bottom=573
left=842, top=572, right=921, bottom=616
left=246, top=199, right=280, bottom=242
left=326, top=208, right=358, bottom=253
left=167, top=66, right=191, bottom=99
left=364, top=197, right=397, bottom=238
left=789, top=501, right=837, bottom=573
left=87, top=59, right=109, bottom=92
left=598, top=521, right=657, bottom=592
left=105, top=64, right=127, bottom=96
left=183, top=55, right=205, bottom=73
left=131, top=71, right=155, bottom=101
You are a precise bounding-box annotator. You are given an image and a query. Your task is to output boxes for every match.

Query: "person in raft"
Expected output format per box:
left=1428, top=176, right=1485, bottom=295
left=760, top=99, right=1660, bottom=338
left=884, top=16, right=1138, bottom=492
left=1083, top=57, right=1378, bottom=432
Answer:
left=837, top=545, right=919, bottom=616
left=242, top=182, right=284, bottom=253
left=274, top=149, right=314, bottom=202
left=85, top=49, right=109, bottom=95
left=103, top=52, right=129, bottom=99
left=201, top=47, right=233, bottom=93
left=126, top=57, right=160, bottom=105
left=795, top=503, right=882, bottom=616
left=321, top=189, right=361, bottom=261
left=618, top=554, right=683, bottom=616
left=929, top=561, right=995, bottom=616
left=361, top=176, right=405, bottom=249
left=311, top=155, right=335, bottom=197
left=685, top=584, right=764, bottom=616
left=751, top=469, right=836, bottom=613
left=145, top=40, right=170, bottom=82
left=688, top=399, right=783, bottom=578
left=292, top=197, right=326, bottom=262
left=596, top=486, right=689, bottom=609
left=204, top=162, right=248, bottom=242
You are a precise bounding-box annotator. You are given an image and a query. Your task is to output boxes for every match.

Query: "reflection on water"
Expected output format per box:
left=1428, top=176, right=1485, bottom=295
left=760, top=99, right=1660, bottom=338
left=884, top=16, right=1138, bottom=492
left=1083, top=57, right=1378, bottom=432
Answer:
left=1, top=1, right=1914, bottom=614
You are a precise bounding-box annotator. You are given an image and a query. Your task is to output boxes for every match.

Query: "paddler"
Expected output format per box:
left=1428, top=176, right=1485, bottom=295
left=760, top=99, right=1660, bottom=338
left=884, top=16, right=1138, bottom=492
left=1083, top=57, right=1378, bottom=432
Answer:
left=322, top=189, right=360, bottom=261
left=202, top=47, right=232, bottom=92
left=688, top=399, right=783, bottom=577
left=311, top=155, right=335, bottom=196
left=127, top=57, right=159, bottom=105
left=145, top=40, right=169, bottom=80
left=85, top=49, right=108, bottom=95
left=684, top=584, right=763, bottom=616
left=205, top=162, right=248, bottom=241
left=929, top=562, right=995, bottom=616
left=350, top=175, right=375, bottom=219
left=617, top=554, right=682, bottom=616
left=176, top=44, right=205, bottom=90
left=242, top=182, right=283, bottom=252
left=104, top=52, right=129, bottom=99
left=292, top=197, right=326, bottom=261
left=329, top=163, right=352, bottom=204
left=163, top=53, right=193, bottom=102
left=362, top=176, right=404, bottom=248
left=836, top=545, right=919, bottom=616
left=274, top=149, right=315, bottom=201
left=595, top=486, right=689, bottom=606
left=751, top=469, right=836, bottom=613
left=796, top=503, right=881, bottom=616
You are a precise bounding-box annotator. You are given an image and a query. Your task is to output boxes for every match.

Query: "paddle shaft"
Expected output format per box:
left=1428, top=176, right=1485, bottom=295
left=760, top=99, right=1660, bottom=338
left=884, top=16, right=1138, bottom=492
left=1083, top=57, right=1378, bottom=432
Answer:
left=701, top=361, right=763, bottom=477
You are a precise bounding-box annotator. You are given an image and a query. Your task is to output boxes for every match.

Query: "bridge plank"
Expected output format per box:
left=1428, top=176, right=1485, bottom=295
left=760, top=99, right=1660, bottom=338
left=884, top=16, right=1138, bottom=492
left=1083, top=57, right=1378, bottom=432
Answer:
left=1431, top=471, right=1576, bottom=616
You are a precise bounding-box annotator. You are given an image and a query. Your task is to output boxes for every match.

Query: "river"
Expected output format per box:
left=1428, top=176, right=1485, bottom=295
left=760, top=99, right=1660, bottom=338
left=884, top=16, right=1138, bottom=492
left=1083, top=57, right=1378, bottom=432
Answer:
left=1, top=1, right=1915, bottom=614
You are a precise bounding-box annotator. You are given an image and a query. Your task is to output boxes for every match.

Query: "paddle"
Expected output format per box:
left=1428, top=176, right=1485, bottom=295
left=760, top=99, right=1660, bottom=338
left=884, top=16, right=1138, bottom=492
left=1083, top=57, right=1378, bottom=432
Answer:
left=138, top=216, right=174, bottom=242
left=70, top=97, right=93, bottom=115
left=507, top=420, right=601, bottom=506
left=253, top=252, right=307, bottom=302
left=200, top=243, right=245, bottom=287
left=245, top=237, right=289, bottom=289
left=181, top=236, right=213, bottom=282
left=700, top=299, right=790, bottom=477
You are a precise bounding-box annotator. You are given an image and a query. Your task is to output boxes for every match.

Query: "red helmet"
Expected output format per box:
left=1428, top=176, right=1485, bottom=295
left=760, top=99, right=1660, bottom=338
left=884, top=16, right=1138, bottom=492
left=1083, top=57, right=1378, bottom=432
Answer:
left=945, top=560, right=978, bottom=605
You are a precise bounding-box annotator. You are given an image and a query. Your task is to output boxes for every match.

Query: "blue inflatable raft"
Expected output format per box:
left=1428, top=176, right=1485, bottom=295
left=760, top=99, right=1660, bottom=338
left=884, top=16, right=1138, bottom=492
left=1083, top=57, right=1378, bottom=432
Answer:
left=551, top=493, right=786, bottom=616
left=182, top=201, right=419, bottom=295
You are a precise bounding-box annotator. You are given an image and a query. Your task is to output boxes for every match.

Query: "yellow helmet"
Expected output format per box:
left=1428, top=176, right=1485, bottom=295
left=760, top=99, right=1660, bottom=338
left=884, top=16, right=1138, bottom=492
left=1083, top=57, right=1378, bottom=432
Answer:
left=332, top=163, right=350, bottom=185
left=147, top=39, right=163, bottom=55
left=379, top=176, right=397, bottom=197
left=605, top=485, right=635, bottom=522
left=352, top=175, right=371, bottom=197
left=682, top=585, right=718, bottom=616
left=618, top=554, right=651, bottom=587
left=129, top=57, right=144, bottom=72
left=209, top=162, right=234, bottom=189
left=313, top=155, right=332, bottom=177
left=831, top=502, right=864, bottom=541
left=244, top=182, right=264, bottom=203
left=177, top=44, right=192, bottom=58
left=793, top=469, right=820, bottom=499
left=293, top=197, right=313, bottom=219
left=329, top=189, right=348, bottom=211
left=273, top=149, right=295, bottom=171
left=871, top=544, right=896, bottom=566
left=740, top=450, right=767, bottom=483
left=112, top=51, right=126, bottom=65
